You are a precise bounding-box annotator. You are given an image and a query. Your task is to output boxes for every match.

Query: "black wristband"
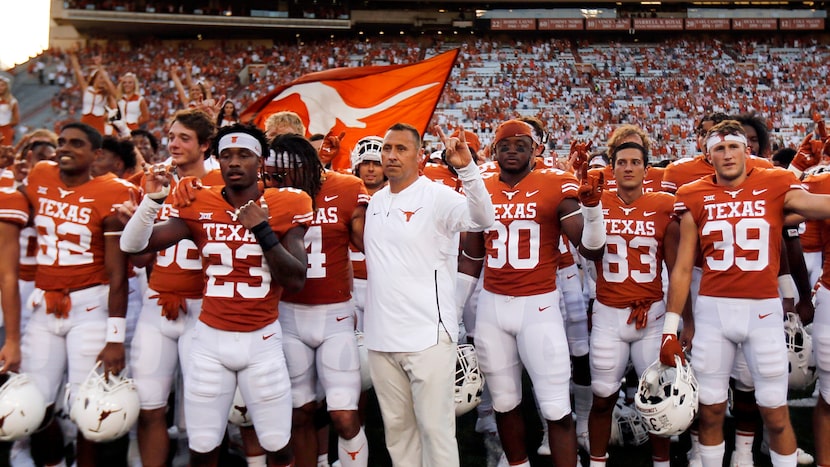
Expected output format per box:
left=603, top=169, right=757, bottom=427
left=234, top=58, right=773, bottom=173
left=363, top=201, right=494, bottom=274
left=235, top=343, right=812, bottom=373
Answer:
left=251, top=220, right=280, bottom=251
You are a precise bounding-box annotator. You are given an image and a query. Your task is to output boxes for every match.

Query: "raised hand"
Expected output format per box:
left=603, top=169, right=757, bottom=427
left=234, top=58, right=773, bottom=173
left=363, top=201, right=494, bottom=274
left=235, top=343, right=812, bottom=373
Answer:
left=570, top=139, right=593, bottom=174
left=142, top=163, right=173, bottom=200
left=171, top=176, right=203, bottom=208
left=791, top=133, right=826, bottom=172
left=577, top=162, right=603, bottom=207
left=319, top=130, right=346, bottom=166
left=435, top=125, right=473, bottom=169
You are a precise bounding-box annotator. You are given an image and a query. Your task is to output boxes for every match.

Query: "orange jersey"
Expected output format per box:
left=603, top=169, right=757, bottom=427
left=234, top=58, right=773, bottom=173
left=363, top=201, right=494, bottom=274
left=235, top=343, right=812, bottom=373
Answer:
left=675, top=168, right=801, bottom=299
left=423, top=163, right=462, bottom=193
left=588, top=166, right=615, bottom=191
left=482, top=168, right=580, bottom=296
left=595, top=191, right=676, bottom=308
left=0, top=173, right=36, bottom=281
left=800, top=221, right=822, bottom=253
left=0, top=169, right=15, bottom=189
left=131, top=170, right=226, bottom=297
left=644, top=166, right=664, bottom=193
left=175, top=186, right=313, bottom=332
left=479, top=161, right=500, bottom=175
left=799, top=172, right=824, bottom=253
left=19, top=226, right=38, bottom=281
left=0, top=188, right=29, bottom=227
left=282, top=171, right=369, bottom=305
left=662, top=154, right=773, bottom=193
left=800, top=173, right=830, bottom=289
left=25, top=162, right=138, bottom=291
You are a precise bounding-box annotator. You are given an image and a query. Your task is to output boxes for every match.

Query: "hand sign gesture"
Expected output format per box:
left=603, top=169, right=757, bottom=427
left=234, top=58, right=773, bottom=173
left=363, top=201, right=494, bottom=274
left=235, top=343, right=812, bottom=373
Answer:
left=570, top=139, right=593, bottom=175
left=577, top=162, right=604, bottom=207
left=435, top=125, right=473, bottom=169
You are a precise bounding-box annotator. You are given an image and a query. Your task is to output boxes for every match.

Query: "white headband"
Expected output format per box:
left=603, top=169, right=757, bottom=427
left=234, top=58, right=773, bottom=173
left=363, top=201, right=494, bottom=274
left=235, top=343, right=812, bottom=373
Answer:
left=218, top=132, right=262, bottom=158
left=266, top=150, right=303, bottom=169
left=589, top=155, right=607, bottom=168
left=706, top=133, right=747, bottom=152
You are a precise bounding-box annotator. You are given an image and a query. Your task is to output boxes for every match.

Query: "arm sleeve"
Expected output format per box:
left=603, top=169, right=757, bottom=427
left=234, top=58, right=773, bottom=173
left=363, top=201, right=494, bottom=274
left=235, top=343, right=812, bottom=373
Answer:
left=120, top=196, right=163, bottom=253
left=452, top=161, right=495, bottom=232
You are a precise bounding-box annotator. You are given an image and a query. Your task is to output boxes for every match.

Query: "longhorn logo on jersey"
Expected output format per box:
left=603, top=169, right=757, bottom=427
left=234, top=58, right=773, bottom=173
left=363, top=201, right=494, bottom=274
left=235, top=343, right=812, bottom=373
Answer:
left=400, top=207, right=422, bottom=222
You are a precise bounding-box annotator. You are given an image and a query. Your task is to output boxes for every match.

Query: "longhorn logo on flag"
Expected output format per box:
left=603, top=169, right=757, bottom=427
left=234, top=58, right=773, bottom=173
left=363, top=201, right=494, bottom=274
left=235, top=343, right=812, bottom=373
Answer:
left=240, top=49, right=459, bottom=171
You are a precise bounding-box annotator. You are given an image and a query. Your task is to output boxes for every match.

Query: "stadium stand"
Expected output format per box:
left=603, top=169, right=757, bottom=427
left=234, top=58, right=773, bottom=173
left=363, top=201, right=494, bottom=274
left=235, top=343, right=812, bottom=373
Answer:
left=11, top=34, right=828, bottom=161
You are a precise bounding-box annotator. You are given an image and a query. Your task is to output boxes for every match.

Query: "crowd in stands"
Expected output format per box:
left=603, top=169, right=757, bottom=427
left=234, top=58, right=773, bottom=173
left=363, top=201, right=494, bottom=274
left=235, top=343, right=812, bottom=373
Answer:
left=20, top=34, right=830, bottom=159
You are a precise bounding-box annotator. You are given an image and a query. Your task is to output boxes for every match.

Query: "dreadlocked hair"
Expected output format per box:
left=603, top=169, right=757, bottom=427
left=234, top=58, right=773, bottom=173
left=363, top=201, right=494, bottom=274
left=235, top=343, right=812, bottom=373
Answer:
left=269, top=133, right=324, bottom=208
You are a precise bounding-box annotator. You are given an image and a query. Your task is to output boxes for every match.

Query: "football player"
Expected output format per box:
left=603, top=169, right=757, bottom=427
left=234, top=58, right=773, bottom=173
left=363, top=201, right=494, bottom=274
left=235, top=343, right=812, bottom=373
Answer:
left=21, top=122, right=138, bottom=466
left=587, top=140, right=678, bottom=467
left=790, top=121, right=830, bottom=467
left=0, top=185, right=27, bottom=373
left=124, top=109, right=224, bottom=467
left=661, top=120, right=830, bottom=467
left=269, top=133, right=370, bottom=467
left=121, top=124, right=313, bottom=467
left=460, top=119, right=605, bottom=467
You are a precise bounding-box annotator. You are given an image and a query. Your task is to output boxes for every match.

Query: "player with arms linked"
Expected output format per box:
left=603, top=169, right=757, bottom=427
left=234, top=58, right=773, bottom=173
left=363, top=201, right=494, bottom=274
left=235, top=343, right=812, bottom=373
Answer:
left=120, top=123, right=313, bottom=467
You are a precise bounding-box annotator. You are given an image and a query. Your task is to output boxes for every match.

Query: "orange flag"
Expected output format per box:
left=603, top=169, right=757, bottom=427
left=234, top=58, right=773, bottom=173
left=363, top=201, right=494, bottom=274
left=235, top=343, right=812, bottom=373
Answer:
left=240, top=49, right=459, bottom=171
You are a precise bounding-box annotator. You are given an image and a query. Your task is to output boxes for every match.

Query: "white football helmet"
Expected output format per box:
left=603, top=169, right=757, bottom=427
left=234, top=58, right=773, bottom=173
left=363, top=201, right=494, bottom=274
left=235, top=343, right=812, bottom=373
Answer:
left=454, top=344, right=484, bottom=416
left=609, top=400, right=649, bottom=446
left=635, top=356, right=698, bottom=437
left=355, top=331, right=373, bottom=391
left=785, top=312, right=818, bottom=390
left=0, top=373, right=47, bottom=441
left=351, top=136, right=383, bottom=172
left=228, top=387, right=253, bottom=427
left=69, top=362, right=140, bottom=442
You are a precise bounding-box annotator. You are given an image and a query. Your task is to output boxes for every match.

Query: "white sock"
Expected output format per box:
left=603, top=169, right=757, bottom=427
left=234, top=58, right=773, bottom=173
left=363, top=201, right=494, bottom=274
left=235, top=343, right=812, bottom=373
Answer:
left=653, top=460, right=670, bottom=467
left=698, top=442, right=725, bottom=467
left=246, top=454, right=267, bottom=467
left=507, top=459, right=530, bottom=467
left=689, top=431, right=700, bottom=456
left=573, top=383, right=592, bottom=435
left=734, top=429, right=754, bottom=457
left=589, top=454, right=608, bottom=467
left=317, top=453, right=330, bottom=467
left=769, top=449, right=797, bottom=467
left=338, top=427, right=368, bottom=467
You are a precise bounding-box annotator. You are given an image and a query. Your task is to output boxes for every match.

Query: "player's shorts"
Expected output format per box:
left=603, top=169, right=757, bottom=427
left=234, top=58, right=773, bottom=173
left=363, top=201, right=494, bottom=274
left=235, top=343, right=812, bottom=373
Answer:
left=691, top=296, right=787, bottom=408
left=130, top=287, right=202, bottom=410
left=812, top=284, right=830, bottom=402
left=352, top=278, right=367, bottom=332
left=279, top=301, right=361, bottom=411
left=21, top=285, right=109, bottom=405
left=590, top=299, right=663, bottom=398
left=475, top=289, right=571, bottom=421
left=556, top=264, right=589, bottom=357
left=184, top=319, right=292, bottom=453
